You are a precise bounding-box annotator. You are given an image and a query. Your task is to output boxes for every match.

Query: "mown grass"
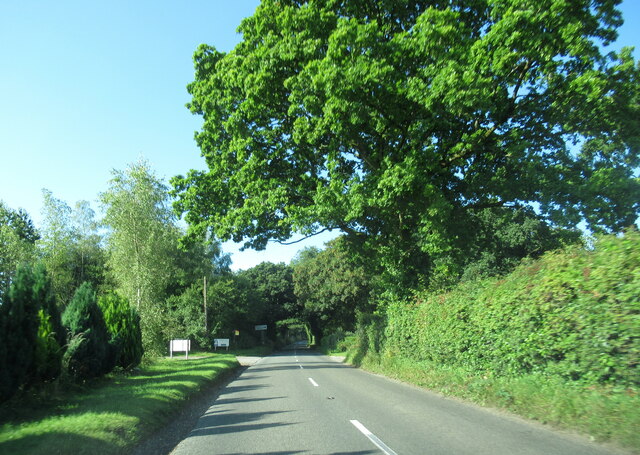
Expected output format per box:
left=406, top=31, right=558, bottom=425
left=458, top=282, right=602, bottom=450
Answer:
left=0, top=352, right=239, bottom=455
left=350, top=353, right=639, bottom=452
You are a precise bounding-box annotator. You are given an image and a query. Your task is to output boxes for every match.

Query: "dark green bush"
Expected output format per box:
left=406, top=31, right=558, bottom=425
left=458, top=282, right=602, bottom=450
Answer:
left=162, top=284, right=208, bottom=349
left=32, top=309, right=64, bottom=383
left=30, top=264, right=64, bottom=383
left=98, top=292, right=143, bottom=369
left=62, top=282, right=113, bottom=380
left=371, top=230, right=640, bottom=387
left=0, top=266, right=40, bottom=401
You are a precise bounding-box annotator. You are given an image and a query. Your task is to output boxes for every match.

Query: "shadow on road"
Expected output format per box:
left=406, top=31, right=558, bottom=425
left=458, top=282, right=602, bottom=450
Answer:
left=190, top=410, right=294, bottom=436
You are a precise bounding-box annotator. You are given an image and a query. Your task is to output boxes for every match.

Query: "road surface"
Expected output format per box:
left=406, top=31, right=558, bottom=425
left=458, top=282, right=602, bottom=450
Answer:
left=171, top=350, right=624, bottom=455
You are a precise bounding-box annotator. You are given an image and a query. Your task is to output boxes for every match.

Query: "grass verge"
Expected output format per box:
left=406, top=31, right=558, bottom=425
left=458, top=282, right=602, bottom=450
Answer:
left=349, top=353, right=639, bottom=453
left=0, top=352, right=238, bottom=455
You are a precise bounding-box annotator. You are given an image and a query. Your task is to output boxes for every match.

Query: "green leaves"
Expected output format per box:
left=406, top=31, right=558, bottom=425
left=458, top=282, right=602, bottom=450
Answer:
left=382, top=229, right=640, bottom=387
left=61, top=283, right=113, bottom=380
left=100, top=160, right=180, bottom=356
left=293, top=238, right=372, bottom=338
left=98, top=292, right=143, bottom=370
left=0, top=265, right=42, bottom=401
left=175, top=0, right=639, bottom=288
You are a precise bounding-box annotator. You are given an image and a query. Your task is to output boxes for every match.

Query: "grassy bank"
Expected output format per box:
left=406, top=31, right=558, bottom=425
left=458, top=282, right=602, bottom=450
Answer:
left=349, top=353, right=639, bottom=452
left=0, top=352, right=240, bottom=454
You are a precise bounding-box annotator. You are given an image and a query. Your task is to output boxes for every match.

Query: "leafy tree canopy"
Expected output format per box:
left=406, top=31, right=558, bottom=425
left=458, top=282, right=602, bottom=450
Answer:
left=100, top=160, right=176, bottom=310
left=0, top=203, right=38, bottom=300
left=293, top=239, right=372, bottom=339
left=38, top=191, right=106, bottom=305
left=0, top=202, right=39, bottom=244
left=174, top=0, right=640, bottom=286
left=239, top=261, right=296, bottom=318
left=100, top=160, right=183, bottom=356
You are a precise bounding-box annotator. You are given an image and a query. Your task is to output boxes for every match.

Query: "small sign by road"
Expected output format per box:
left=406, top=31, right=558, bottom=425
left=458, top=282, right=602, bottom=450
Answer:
left=170, top=339, right=190, bottom=359
left=255, top=324, right=267, bottom=331
left=214, top=338, right=230, bottom=350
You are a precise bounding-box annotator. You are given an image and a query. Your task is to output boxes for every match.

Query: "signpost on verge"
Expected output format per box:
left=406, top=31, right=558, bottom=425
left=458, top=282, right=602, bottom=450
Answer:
left=255, top=324, right=267, bottom=345
left=170, top=339, right=190, bottom=359
left=214, top=339, right=230, bottom=351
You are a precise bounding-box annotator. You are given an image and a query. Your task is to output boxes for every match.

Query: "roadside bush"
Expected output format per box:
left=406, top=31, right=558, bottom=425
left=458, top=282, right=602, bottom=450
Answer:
left=348, top=311, right=386, bottom=366
left=62, top=282, right=113, bottom=380
left=162, top=284, right=208, bottom=349
left=33, top=309, right=64, bottom=383
left=98, top=292, right=143, bottom=369
left=363, top=230, right=640, bottom=388
left=0, top=266, right=40, bottom=401
left=320, top=329, right=346, bottom=352
left=30, top=264, right=64, bottom=383
left=321, top=329, right=356, bottom=353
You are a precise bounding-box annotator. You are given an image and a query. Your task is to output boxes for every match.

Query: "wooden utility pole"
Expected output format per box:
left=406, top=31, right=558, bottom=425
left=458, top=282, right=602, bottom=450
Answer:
left=203, top=276, right=208, bottom=339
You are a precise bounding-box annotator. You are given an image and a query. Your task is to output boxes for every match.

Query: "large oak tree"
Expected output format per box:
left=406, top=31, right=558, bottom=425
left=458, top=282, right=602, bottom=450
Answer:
left=173, top=0, right=639, bottom=286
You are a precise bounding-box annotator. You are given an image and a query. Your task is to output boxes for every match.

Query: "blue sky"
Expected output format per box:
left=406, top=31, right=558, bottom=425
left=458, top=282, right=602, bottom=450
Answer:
left=0, top=1, right=638, bottom=270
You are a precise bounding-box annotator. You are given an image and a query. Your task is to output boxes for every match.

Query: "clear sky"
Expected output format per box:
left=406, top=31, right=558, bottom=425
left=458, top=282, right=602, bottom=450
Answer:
left=0, top=1, right=638, bottom=270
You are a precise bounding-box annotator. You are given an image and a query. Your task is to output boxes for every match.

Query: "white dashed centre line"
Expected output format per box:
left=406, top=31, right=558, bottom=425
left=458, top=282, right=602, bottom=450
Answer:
left=308, top=377, right=319, bottom=387
left=350, top=420, right=398, bottom=455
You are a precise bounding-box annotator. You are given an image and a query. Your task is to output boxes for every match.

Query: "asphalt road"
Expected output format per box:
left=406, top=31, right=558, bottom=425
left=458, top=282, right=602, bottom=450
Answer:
left=170, top=350, right=624, bottom=455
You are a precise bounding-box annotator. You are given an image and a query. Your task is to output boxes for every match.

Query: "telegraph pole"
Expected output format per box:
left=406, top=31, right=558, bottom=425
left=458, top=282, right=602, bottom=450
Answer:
left=203, top=275, right=208, bottom=339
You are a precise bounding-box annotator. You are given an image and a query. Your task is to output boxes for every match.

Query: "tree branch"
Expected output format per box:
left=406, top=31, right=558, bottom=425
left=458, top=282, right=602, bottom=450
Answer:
left=465, top=201, right=519, bottom=210
left=275, top=227, right=333, bottom=245
left=444, top=59, right=534, bottom=166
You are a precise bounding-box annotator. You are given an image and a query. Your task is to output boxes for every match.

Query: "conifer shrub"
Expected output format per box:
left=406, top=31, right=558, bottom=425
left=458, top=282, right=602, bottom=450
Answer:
left=30, top=264, right=64, bottom=383
left=98, top=292, right=143, bottom=369
left=0, top=266, right=40, bottom=401
left=62, top=282, right=113, bottom=380
left=33, top=309, right=64, bottom=383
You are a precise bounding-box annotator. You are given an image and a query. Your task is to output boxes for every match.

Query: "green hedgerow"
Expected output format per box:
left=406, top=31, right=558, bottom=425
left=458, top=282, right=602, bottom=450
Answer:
left=374, top=229, right=640, bottom=388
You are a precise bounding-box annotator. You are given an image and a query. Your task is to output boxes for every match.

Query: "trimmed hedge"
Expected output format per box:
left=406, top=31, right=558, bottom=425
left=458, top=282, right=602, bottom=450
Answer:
left=380, top=230, right=639, bottom=387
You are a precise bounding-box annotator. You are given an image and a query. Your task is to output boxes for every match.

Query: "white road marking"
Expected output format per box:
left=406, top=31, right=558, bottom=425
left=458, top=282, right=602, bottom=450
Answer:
left=299, top=365, right=304, bottom=369
left=350, top=420, right=398, bottom=455
left=308, top=377, right=319, bottom=387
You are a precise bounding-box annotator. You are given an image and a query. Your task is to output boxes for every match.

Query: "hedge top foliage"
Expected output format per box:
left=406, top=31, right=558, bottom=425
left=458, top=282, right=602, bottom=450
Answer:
left=383, top=230, right=640, bottom=388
